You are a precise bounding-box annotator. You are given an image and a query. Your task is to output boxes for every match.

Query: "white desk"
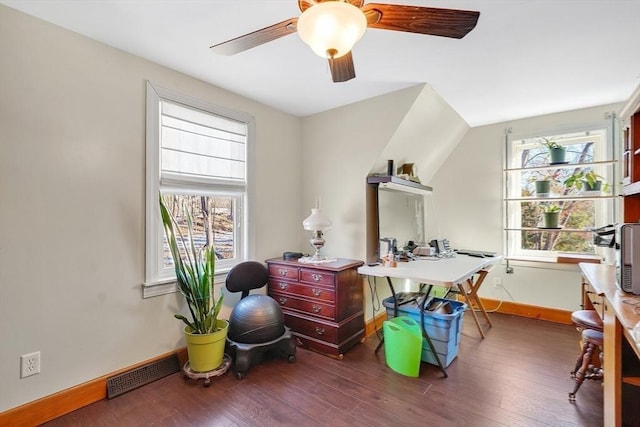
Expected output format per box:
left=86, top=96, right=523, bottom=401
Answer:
left=359, top=254, right=500, bottom=342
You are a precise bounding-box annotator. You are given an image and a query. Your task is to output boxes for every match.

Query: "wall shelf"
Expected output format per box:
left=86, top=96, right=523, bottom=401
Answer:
left=504, top=159, right=617, bottom=173
left=366, top=175, right=433, bottom=194
left=622, top=180, right=640, bottom=196
left=505, top=195, right=618, bottom=202
left=504, top=227, right=596, bottom=233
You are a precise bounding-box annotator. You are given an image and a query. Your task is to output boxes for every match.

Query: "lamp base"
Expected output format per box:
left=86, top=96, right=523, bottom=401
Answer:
left=309, top=231, right=325, bottom=259
left=300, top=230, right=335, bottom=264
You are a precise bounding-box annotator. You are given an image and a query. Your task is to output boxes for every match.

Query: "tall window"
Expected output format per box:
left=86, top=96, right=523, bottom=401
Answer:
left=505, top=126, right=616, bottom=261
left=144, top=82, right=254, bottom=297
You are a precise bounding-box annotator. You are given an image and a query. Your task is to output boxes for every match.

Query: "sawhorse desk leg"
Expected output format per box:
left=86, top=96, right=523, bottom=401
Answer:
left=454, top=270, right=491, bottom=339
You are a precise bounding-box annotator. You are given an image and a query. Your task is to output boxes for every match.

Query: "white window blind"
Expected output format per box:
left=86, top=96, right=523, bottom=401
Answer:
left=160, top=100, right=247, bottom=186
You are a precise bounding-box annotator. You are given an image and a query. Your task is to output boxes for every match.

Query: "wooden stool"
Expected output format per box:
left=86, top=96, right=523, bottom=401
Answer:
left=571, top=309, right=603, bottom=333
left=569, top=328, right=603, bottom=402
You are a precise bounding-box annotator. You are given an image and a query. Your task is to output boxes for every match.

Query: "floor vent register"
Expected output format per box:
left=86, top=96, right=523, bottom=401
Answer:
left=106, top=354, right=180, bottom=399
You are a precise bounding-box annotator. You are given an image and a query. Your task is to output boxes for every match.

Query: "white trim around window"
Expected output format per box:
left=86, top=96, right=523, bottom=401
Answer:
left=143, top=81, right=255, bottom=298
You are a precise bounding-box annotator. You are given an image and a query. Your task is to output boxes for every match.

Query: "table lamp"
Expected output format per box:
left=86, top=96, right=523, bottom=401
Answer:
left=302, top=204, right=332, bottom=262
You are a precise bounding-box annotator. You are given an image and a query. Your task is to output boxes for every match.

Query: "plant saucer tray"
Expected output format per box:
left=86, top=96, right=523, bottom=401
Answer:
left=182, top=354, right=232, bottom=387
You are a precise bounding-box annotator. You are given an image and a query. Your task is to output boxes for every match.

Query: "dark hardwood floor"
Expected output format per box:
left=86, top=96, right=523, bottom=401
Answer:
left=43, top=313, right=603, bottom=426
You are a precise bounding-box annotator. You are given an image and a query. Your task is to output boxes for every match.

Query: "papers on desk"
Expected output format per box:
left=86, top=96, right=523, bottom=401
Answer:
left=455, top=249, right=497, bottom=258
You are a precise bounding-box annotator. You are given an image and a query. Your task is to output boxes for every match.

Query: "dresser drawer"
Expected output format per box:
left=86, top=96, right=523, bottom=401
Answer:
left=271, top=291, right=335, bottom=320
left=284, top=313, right=338, bottom=344
left=268, top=280, right=335, bottom=303
left=268, top=264, right=299, bottom=281
left=300, top=268, right=335, bottom=287
left=583, top=282, right=604, bottom=314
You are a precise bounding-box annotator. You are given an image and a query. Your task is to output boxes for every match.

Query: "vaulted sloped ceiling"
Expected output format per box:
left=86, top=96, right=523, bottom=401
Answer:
left=377, top=84, right=469, bottom=183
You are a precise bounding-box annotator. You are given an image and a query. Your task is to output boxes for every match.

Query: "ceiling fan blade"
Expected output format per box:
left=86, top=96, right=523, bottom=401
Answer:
left=361, top=3, right=480, bottom=39
left=211, top=18, right=298, bottom=55
left=298, top=0, right=364, bottom=12
left=328, top=51, right=356, bottom=83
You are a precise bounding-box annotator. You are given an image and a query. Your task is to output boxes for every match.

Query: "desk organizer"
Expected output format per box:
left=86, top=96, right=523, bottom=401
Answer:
left=383, top=294, right=466, bottom=367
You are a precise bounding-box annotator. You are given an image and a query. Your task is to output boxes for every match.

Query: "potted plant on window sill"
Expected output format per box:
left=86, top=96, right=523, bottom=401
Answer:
left=540, top=204, right=562, bottom=229
left=528, top=170, right=559, bottom=197
left=540, top=137, right=567, bottom=165
left=159, top=195, right=228, bottom=373
left=563, top=171, right=610, bottom=194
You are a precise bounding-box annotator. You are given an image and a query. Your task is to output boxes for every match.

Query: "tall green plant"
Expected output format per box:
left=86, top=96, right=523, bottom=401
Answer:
left=159, top=195, right=223, bottom=334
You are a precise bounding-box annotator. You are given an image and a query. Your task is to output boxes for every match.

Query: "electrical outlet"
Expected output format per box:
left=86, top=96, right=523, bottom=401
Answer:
left=493, top=277, right=502, bottom=288
left=21, top=351, right=40, bottom=378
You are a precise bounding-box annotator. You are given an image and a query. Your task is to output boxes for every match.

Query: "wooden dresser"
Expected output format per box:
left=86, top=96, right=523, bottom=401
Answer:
left=265, top=257, right=365, bottom=359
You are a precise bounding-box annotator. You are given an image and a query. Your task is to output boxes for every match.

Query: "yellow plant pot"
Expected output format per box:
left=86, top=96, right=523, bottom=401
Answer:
left=184, top=319, right=229, bottom=372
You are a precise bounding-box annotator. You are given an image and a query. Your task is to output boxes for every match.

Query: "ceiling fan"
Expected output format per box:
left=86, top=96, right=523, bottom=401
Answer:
left=211, top=0, right=480, bottom=83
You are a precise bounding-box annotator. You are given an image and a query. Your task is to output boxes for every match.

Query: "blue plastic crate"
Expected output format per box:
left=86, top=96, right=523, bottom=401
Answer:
left=383, top=294, right=466, bottom=367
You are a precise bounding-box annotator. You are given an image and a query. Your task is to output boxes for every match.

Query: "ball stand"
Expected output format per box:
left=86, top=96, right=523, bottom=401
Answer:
left=226, top=327, right=297, bottom=379
left=182, top=354, right=232, bottom=386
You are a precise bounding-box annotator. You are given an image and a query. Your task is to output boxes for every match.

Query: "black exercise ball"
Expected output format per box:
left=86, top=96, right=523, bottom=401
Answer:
left=228, top=295, right=285, bottom=344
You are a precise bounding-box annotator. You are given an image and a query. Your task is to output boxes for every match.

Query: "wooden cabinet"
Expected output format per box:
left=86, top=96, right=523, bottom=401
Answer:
left=601, top=297, right=622, bottom=425
left=265, top=257, right=365, bottom=359
left=620, top=84, right=640, bottom=222
left=580, top=264, right=640, bottom=426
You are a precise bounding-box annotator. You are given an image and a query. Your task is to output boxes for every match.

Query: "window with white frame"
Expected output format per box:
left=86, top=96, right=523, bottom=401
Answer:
left=144, top=82, right=253, bottom=297
left=504, top=126, right=617, bottom=261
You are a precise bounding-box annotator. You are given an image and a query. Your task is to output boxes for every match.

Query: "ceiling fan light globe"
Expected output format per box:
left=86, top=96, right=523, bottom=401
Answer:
left=297, top=1, right=367, bottom=59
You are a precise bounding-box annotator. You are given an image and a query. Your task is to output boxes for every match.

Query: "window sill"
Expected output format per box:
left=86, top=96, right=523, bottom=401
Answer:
left=142, top=278, right=178, bottom=298
left=142, top=271, right=229, bottom=299
left=556, top=253, right=601, bottom=264
left=504, top=255, right=599, bottom=271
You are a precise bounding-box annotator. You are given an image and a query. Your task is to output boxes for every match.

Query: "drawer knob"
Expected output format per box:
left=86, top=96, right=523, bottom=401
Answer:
left=592, top=301, right=600, bottom=306
left=315, top=327, right=325, bottom=335
left=278, top=297, right=288, bottom=305
left=312, top=288, right=322, bottom=296
left=311, top=273, right=323, bottom=282
left=278, top=269, right=288, bottom=277
left=312, top=304, right=322, bottom=313
left=279, top=282, right=288, bottom=290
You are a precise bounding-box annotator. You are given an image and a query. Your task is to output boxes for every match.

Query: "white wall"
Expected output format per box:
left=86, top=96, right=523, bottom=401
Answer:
left=300, top=85, right=425, bottom=259
left=0, top=5, right=302, bottom=411
left=427, top=103, right=622, bottom=310
left=300, top=85, right=469, bottom=320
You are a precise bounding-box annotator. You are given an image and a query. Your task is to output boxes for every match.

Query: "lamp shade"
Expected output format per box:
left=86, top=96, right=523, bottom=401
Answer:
left=297, top=1, right=367, bottom=59
left=303, top=208, right=332, bottom=231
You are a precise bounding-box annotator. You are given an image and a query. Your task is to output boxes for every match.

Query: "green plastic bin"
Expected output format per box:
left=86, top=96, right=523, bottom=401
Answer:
left=383, top=316, right=422, bottom=377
